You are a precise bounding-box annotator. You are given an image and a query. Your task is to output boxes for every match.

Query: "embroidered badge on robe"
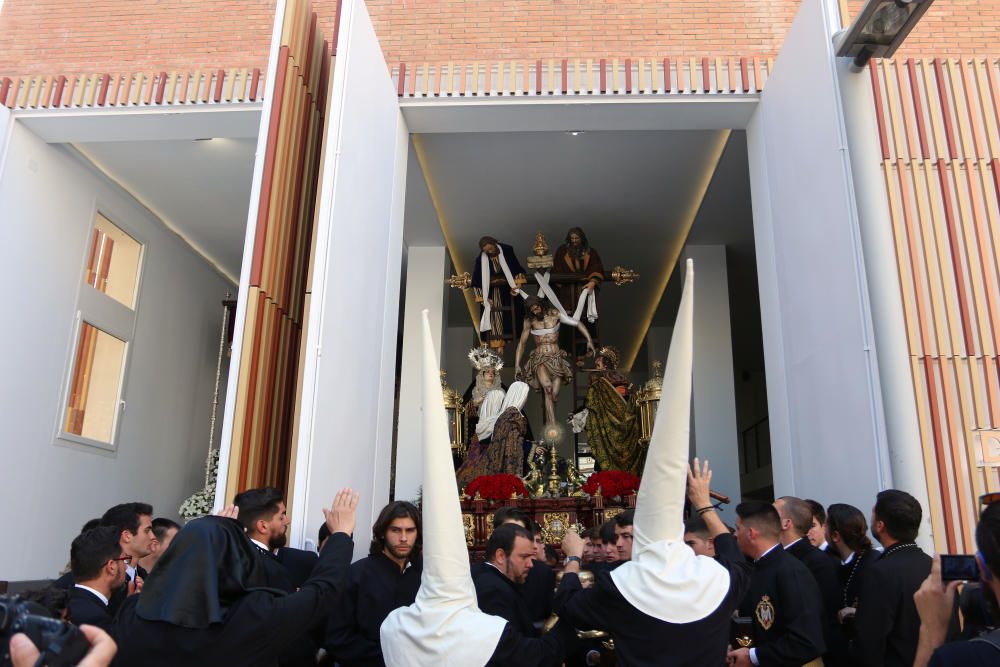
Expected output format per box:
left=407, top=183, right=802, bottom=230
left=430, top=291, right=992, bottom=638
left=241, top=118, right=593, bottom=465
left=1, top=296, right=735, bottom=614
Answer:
left=755, top=594, right=775, bottom=630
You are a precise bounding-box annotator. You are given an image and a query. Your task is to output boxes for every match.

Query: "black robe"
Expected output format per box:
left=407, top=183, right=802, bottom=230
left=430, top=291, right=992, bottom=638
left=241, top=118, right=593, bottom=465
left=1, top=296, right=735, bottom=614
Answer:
left=486, top=622, right=576, bottom=667
left=522, top=560, right=555, bottom=624
left=68, top=586, right=114, bottom=632
left=276, top=547, right=319, bottom=590
left=251, top=545, right=324, bottom=667
left=554, top=533, right=751, bottom=666
left=738, top=543, right=825, bottom=666
left=474, top=563, right=536, bottom=636
left=324, top=552, right=422, bottom=667
left=112, top=532, right=353, bottom=667
left=851, top=543, right=932, bottom=667
left=473, top=563, right=572, bottom=667
left=785, top=538, right=841, bottom=663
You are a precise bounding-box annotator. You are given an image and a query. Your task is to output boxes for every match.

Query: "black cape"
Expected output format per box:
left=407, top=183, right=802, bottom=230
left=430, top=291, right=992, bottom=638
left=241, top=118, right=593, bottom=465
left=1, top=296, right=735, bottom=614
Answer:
left=112, top=518, right=353, bottom=667
left=555, top=533, right=751, bottom=666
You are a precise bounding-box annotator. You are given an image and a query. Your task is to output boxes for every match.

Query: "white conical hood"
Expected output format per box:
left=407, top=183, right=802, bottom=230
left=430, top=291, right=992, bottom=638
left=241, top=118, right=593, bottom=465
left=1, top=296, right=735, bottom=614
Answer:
left=610, top=259, right=730, bottom=624
left=380, top=311, right=507, bottom=666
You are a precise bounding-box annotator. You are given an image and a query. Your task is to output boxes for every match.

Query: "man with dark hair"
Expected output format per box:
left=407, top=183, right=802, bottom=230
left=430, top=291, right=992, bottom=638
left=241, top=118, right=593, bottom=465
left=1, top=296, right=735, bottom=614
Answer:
left=138, top=518, right=181, bottom=574
left=475, top=524, right=538, bottom=631
left=234, top=487, right=295, bottom=591
left=729, top=500, right=825, bottom=667
left=913, top=502, right=1000, bottom=666
left=68, top=526, right=128, bottom=632
left=803, top=499, right=836, bottom=557
left=324, top=501, right=422, bottom=667
left=471, top=235, right=528, bottom=352
left=599, top=521, right=620, bottom=568
left=614, top=510, right=635, bottom=562
left=492, top=506, right=532, bottom=531
left=583, top=526, right=603, bottom=566
left=683, top=515, right=717, bottom=558
left=853, top=489, right=942, bottom=667
left=482, top=509, right=553, bottom=626
left=775, top=496, right=840, bottom=663
left=100, top=502, right=155, bottom=587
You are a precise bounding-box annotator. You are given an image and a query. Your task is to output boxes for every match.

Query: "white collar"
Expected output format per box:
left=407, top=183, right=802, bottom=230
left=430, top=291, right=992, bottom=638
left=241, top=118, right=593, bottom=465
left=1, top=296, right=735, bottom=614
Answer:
left=756, top=543, right=781, bottom=562
left=125, top=563, right=136, bottom=581
left=818, top=540, right=830, bottom=552
left=783, top=537, right=804, bottom=550
left=250, top=538, right=273, bottom=554
left=842, top=551, right=856, bottom=566
left=74, top=584, right=109, bottom=606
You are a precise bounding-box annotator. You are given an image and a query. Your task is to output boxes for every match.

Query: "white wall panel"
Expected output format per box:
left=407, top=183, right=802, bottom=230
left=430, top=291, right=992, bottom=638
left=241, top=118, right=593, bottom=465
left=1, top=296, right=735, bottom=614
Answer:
left=746, top=0, right=891, bottom=514
left=291, top=0, right=408, bottom=559
left=0, top=123, right=234, bottom=579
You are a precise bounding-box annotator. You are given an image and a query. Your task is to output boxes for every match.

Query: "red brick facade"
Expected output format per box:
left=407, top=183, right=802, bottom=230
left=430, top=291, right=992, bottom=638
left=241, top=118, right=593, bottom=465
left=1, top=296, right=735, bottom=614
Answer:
left=1, top=1, right=997, bottom=78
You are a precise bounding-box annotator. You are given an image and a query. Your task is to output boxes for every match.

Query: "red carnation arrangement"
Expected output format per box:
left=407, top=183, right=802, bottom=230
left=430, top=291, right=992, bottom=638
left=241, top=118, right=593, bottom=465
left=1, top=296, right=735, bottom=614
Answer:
left=465, top=474, right=529, bottom=500
left=582, top=470, right=641, bottom=498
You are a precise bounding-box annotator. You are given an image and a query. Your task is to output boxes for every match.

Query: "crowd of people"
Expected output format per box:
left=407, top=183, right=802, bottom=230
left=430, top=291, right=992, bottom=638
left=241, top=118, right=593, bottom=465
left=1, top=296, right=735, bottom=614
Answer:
left=7, top=269, right=1000, bottom=667
left=5, top=476, right=1000, bottom=666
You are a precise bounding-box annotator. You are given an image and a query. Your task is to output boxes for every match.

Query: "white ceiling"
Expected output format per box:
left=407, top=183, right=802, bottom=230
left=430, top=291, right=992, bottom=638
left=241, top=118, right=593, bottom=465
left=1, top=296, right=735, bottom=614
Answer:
left=70, top=128, right=756, bottom=374
left=76, top=138, right=257, bottom=280
left=410, top=130, right=754, bottom=370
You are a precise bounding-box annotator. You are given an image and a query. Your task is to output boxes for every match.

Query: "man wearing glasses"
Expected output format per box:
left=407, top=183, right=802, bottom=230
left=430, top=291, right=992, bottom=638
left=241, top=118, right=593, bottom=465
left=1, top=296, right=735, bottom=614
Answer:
left=68, top=526, right=130, bottom=632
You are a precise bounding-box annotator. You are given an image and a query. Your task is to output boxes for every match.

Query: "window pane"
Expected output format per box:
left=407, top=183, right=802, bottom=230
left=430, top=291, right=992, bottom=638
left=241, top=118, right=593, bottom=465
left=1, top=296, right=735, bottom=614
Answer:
left=84, top=214, right=142, bottom=309
left=64, top=323, right=126, bottom=444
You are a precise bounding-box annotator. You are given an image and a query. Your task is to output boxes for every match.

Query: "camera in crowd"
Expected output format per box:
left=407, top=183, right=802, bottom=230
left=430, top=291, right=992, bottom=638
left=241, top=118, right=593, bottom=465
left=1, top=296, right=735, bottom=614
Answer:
left=0, top=595, right=90, bottom=667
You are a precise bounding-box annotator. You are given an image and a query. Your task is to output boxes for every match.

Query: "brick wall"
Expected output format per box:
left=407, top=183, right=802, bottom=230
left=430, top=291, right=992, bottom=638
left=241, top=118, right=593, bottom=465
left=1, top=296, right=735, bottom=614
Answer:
left=1, top=0, right=997, bottom=78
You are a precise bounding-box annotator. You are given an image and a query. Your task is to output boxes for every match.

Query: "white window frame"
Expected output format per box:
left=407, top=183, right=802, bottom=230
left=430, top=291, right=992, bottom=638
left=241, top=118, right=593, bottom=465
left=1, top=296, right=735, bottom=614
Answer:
left=56, top=199, right=145, bottom=451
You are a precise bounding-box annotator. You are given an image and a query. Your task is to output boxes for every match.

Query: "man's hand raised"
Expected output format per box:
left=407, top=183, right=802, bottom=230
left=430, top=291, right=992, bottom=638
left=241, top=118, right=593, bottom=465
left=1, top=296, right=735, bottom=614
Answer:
left=323, top=488, right=360, bottom=537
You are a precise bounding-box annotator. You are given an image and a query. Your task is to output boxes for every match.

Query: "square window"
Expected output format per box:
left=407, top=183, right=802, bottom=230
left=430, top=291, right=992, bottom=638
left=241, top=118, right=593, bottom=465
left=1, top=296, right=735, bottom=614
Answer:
left=84, top=213, right=142, bottom=309
left=63, top=322, right=127, bottom=445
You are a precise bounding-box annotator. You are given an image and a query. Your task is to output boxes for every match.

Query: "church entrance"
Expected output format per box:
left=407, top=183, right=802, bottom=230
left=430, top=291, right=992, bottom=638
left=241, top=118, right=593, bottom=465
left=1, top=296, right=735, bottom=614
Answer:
left=225, top=0, right=896, bottom=554
left=392, top=128, right=772, bottom=513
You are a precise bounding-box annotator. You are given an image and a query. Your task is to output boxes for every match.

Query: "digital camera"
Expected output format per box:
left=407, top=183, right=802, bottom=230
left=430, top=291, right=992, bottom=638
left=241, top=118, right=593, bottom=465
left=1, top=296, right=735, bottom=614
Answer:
left=0, top=595, right=90, bottom=667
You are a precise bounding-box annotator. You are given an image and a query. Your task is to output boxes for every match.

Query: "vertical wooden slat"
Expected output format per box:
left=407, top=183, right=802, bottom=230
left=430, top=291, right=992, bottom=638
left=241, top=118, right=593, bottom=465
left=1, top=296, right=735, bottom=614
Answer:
left=664, top=58, right=671, bottom=94
left=599, top=59, right=607, bottom=94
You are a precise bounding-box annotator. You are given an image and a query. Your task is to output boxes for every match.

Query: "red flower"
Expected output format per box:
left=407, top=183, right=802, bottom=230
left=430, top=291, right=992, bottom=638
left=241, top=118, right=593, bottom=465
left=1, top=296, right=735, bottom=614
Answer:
left=582, top=470, right=641, bottom=498
left=466, top=474, right=528, bottom=500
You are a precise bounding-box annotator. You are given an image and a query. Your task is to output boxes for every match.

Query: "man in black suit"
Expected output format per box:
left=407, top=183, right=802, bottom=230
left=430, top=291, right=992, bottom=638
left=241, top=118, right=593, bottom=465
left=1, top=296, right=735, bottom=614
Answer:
left=803, top=499, right=837, bottom=557
left=730, top=501, right=825, bottom=667
left=235, top=486, right=322, bottom=666
left=67, top=526, right=129, bottom=632
left=55, top=502, right=154, bottom=614
left=235, top=487, right=296, bottom=591
left=853, top=489, right=942, bottom=667
left=100, top=502, right=155, bottom=587
left=775, top=496, right=841, bottom=662
left=474, top=523, right=541, bottom=637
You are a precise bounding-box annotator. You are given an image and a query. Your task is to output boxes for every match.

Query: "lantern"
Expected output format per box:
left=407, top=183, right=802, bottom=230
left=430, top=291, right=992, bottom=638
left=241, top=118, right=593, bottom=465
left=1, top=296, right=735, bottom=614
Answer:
left=440, top=371, right=464, bottom=453
left=636, top=359, right=663, bottom=446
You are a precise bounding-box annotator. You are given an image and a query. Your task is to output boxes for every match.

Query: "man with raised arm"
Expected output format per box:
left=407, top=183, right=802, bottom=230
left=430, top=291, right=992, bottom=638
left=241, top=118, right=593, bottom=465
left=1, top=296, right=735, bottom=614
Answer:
left=553, top=259, right=752, bottom=666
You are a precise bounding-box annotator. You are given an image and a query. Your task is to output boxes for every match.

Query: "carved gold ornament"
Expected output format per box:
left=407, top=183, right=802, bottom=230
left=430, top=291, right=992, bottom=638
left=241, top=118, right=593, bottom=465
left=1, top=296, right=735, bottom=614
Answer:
left=540, top=512, right=571, bottom=544
left=462, top=513, right=475, bottom=547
